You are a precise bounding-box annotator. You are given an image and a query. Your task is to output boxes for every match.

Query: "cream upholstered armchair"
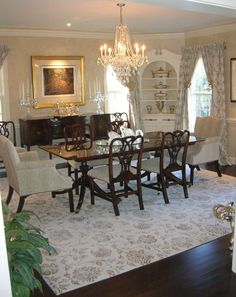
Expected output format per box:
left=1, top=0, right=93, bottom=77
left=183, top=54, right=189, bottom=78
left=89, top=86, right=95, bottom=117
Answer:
left=0, top=121, right=26, bottom=168
left=0, top=135, right=74, bottom=212
left=187, top=116, right=224, bottom=184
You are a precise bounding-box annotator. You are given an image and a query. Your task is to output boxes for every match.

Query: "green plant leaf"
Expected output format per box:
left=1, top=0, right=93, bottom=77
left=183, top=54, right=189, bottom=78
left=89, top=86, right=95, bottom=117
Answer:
left=12, top=281, right=30, bottom=297
left=26, top=233, right=56, bottom=253
left=12, top=261, right=36, bottom=291
left=7, top=241, right=43, bottom=263
left=12, top=254, right=42, bottom=274
left=3, top=203, right=55, bottom=297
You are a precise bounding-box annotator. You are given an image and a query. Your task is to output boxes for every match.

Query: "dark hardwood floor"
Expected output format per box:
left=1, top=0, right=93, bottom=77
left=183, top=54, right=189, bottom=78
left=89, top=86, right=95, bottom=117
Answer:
left=30, top=164, right=236, bottom=297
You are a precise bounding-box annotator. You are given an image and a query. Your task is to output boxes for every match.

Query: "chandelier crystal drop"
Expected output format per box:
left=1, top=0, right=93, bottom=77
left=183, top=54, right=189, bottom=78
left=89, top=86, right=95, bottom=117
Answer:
left=97, top=3, right=148, bottom=84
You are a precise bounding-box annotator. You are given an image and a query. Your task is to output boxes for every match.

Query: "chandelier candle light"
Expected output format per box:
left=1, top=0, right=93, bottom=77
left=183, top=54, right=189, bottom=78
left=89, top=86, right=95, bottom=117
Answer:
left=98, top=3, right=148, bottom=84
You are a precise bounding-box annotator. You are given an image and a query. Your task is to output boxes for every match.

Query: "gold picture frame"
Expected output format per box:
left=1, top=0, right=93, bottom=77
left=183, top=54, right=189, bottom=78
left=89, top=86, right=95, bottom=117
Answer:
left=230, top=58, right=236, bottom=102
left=31, top=56, right=85, bottom=108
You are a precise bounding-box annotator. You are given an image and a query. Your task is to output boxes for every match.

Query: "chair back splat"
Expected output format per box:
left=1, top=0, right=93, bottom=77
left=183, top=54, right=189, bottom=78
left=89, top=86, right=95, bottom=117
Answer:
left=64, top=123, right=93, bottom=151
left=0, top=121, right=17, bottom=145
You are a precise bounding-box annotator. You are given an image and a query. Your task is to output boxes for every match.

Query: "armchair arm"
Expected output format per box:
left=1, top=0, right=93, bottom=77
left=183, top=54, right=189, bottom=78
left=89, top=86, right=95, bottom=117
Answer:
left=18, top=151, right=40, bottom=161
left=16, top=159, right=55, bottom=170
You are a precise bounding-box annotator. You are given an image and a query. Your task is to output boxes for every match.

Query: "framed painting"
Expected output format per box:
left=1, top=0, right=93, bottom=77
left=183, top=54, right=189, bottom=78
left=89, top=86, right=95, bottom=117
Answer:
left=31, top=56, right=85, bottom=108
left=230, top=58, right=236, bottom=102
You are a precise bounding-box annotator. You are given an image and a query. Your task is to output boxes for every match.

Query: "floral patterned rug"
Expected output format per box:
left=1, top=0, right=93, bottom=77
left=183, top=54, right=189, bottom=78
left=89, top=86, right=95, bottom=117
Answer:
left=1, top=169, right=236, bottom=295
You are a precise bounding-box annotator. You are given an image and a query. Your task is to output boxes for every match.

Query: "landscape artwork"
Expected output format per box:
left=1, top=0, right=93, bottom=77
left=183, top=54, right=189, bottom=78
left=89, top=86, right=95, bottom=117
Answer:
left=43, top=67, right=75, bottom=96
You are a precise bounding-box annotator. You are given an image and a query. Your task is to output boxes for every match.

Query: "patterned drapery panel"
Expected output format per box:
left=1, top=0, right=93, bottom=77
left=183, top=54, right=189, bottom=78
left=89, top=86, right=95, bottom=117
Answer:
left=0, top=45, right=9, bottom=68
left=175, top=46, right=199, bottom=130
left=176, top=42, right=229, bottom=165
left=201, top=42, right=230, bottom=165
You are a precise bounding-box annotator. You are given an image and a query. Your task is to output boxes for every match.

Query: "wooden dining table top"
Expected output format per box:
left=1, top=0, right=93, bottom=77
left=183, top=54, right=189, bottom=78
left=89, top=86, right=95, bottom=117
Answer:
left=39, top=132, right=204, bottom=163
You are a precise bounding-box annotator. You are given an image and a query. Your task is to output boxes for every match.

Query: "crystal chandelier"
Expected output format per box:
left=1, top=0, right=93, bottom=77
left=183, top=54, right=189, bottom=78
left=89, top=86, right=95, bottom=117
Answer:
left=97, top=3, right=148, bottom=84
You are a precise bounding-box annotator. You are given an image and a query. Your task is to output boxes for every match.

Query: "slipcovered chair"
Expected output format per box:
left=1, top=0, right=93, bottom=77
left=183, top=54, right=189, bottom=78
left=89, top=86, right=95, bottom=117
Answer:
left=0, top=121, right=26, bottom=169
left=141, top=130, right=190, bottom=204
left=88, top=135, right=144, bottom=216
left=187, top=116, right=224, bottom=184
left=0, top=135, right=74, bottom=212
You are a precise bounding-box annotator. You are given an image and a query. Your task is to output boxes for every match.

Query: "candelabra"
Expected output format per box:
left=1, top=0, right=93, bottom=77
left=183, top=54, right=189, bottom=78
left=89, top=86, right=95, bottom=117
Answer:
left=19, top=95, right=37, bottom=118
left=93, top=91, right=108, bottom=114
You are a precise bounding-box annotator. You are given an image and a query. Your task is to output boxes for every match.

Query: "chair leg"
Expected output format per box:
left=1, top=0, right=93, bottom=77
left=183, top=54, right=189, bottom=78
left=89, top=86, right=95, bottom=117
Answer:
left=68, top=163, right=72, bottom=176
left=17, top=195, right=27, bottom=212
left=160, top=175, right=169, bottom=204
left=215, top=160, right=222, bottom=177
left=137, top=179, right=144, bottom=210
left=182, top=172, right=189, bottom=199
left=6, top=186, right=14, bottom=204
left=112, top=198, right=120, bottom=216
left=196, top=165, right=201, bottom=171
left=74, top=169, right=79, bottom=195
left=68, top=189, right=74, bottom=212
left=189, top=165, right=195, bottom=185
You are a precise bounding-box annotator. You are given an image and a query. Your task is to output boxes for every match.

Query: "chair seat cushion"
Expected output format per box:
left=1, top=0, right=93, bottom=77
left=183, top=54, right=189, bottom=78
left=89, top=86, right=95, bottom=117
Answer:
left=68, top=158, right=108, bottom=169
left=141, top=157, right=161, bottom=174
left=89, top=164, right=137, bottom=184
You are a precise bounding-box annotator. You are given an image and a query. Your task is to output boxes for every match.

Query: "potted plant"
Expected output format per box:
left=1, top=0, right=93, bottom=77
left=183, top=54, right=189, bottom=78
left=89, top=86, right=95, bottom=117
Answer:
left=2, top=202, right=55, bottom=297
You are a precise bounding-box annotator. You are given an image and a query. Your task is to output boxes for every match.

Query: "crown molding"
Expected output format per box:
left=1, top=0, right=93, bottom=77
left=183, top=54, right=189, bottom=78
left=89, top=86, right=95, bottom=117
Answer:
left=0, top=28, right=113, bottom=39
left=0, top=28, right=184, bottom=40
left=185, top=22, right=236, bottom=38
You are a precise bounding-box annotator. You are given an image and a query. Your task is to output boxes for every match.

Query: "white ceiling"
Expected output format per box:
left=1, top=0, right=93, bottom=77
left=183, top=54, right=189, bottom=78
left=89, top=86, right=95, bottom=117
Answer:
left=0, top=0, right=236, bottom=34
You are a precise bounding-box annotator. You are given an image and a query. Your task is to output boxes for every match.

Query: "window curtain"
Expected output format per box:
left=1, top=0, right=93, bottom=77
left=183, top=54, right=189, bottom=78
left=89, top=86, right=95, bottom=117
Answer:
left=119, top=72, right=144, bottom=130
left=201, top=42, right=229, bottom=165
left=176, top=42, right=230, bottom=165
left=175, top=46, right=199, bottom=130
left=0, top=45, right=9, bottom=68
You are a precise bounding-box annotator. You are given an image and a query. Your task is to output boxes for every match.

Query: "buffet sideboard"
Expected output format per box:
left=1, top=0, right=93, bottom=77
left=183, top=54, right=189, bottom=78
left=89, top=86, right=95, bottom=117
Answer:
left=19, top=114, right=111, bottom=150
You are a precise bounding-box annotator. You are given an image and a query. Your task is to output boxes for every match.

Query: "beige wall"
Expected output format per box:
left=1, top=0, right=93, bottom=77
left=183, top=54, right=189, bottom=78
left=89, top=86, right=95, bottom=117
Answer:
left=1, top=29, right=236, bottom=162
left=0, top=34, right=184, bottom=121
left=185, top=28, right=236, bottom=163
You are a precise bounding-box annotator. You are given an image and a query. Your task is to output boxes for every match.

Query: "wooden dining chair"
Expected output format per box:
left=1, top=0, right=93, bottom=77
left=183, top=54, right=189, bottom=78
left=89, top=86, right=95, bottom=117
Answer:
left=111, top=112, right=129, bottom=122
left=88, top=135, right=144, bottom=216
left=141, top=130, right=190, bottom=204
left=64, top=123, right=108, bottom=194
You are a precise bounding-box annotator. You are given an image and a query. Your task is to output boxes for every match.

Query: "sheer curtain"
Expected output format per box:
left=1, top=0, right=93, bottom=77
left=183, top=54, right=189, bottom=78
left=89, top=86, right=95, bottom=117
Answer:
left=117, top=71, right=143, bottom=130
left=0, top=45, right=9, bottom=68
left=176, top=42, right=229, bottom=165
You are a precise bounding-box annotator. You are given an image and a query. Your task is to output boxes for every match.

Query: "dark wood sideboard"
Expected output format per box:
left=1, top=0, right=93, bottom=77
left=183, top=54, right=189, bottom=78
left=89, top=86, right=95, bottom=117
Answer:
left=19, top=114, right=111, bottom=150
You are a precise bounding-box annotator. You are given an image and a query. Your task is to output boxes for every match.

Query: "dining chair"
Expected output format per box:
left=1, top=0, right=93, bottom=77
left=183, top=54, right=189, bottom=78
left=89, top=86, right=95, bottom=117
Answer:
left=88, top=135, right=144, bottom=216
left=141, top=130, right=190, bottom=204
left=187, top=116, right=224, bottom=184
left=64, top=123, right=108, bottom=193
left=0, top=121, right=26, bottom=170
left=111, top=112, right=129, bottom=122
left=0, top=135, right=74, bottom=212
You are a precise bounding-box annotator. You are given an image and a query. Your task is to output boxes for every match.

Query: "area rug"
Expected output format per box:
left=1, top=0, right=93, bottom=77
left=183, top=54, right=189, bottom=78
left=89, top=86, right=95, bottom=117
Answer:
left=1, top=169, right=236, bottom=295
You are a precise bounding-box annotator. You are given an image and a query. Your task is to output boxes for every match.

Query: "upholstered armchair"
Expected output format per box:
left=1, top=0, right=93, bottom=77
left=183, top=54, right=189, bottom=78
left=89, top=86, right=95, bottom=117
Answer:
left=0, top=121, right=26, bottom=168
left=0, top=135, right=74, bottom=212
left=187, top=116, right=224, bottom=184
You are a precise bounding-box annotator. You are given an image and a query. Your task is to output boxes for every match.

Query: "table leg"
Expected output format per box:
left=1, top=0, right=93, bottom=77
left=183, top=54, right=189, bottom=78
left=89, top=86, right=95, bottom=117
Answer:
left=75, top=162, right=90, bottom=213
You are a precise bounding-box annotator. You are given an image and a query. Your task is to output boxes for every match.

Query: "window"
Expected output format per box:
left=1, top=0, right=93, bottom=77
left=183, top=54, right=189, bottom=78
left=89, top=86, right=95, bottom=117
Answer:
left=188, top=57, right=212, bottom=132
left=0, top=59, right=10, bottom=121
left=105, top=66, right=129, bottom=114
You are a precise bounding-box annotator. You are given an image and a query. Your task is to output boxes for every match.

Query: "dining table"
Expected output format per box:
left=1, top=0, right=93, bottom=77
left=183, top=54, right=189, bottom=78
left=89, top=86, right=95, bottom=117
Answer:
left=39, top=132, right=204, bottom=213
